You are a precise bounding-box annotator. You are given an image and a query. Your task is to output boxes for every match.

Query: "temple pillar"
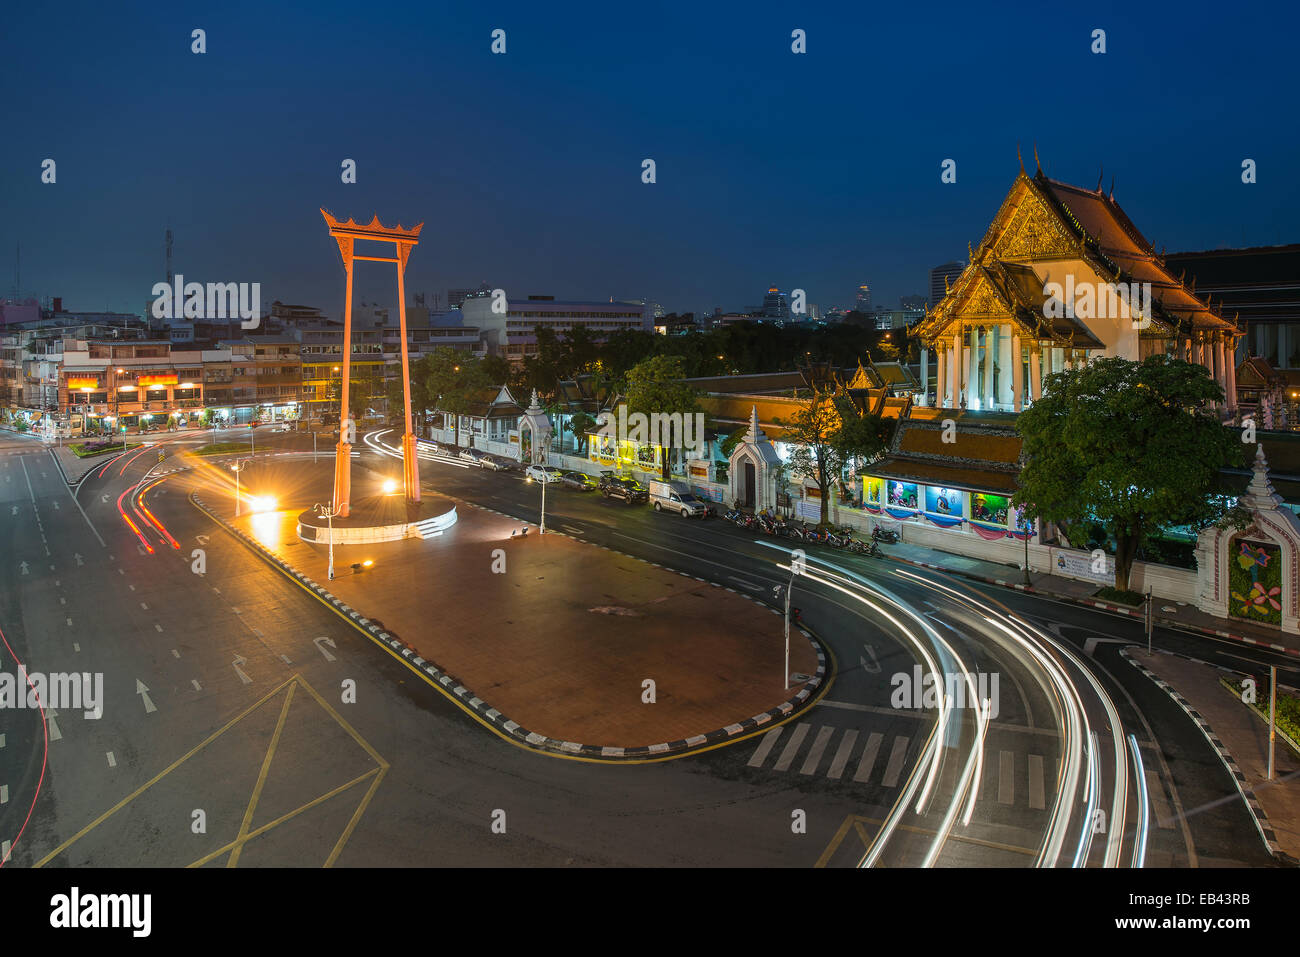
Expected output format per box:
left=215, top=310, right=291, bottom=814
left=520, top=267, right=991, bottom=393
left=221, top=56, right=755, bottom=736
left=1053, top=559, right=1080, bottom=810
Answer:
left=1226, top=339, right=1238, bottom=412
left=968, top=326, right=979, bottom=408
left=982, top=325, right=993, bottom=408
left=1029, top=345, right=1042, bottom=401
left=920, top=346, right=929, bottom=405
left=935, top=348, right=946, bottom=408
left=953, top=331, right=963, bottom=407
left=998, top=325, right=1013, bottom=408
left=1012, top=334, right=1024, bottom=411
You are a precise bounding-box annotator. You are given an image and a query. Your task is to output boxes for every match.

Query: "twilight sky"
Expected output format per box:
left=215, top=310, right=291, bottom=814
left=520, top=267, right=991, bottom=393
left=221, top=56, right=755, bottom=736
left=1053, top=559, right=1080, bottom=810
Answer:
left=4, top=0, right=1298, bottom=319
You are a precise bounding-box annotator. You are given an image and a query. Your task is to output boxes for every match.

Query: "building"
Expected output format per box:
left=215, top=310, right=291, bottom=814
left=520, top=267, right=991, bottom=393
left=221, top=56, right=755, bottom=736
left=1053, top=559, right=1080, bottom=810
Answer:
left=911, top=165, right=1242, bottom=414
left=900, top=295, right=928, bottom=311
left=855, top=284, right=872, bottom=312
left=929, top=261, right=966, bottom=309
left=461, top=294, right=649, bottom=363
left=1164, top=244, right=1300, bottom=368
left=761, top=287, right=789, bottom=322
left=448, top=283, right=493, bottom=310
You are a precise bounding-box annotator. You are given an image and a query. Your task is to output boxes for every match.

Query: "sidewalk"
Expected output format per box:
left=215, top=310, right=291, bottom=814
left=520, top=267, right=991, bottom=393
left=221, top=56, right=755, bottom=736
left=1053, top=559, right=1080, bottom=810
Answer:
left=189, top=463, right=824, bottom=756
left=1127, top=649, right=1299, bottom=862
left=880, top=538, right=1300, bottom=657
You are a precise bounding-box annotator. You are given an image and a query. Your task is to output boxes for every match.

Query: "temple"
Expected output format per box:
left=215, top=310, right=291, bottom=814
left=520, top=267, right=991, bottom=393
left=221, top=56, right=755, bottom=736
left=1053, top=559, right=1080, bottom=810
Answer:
left=910, top=163, right=1243, bottom=415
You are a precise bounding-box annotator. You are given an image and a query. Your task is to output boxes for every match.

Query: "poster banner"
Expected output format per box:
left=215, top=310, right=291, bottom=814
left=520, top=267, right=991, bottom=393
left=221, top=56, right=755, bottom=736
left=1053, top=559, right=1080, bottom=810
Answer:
left=1052, top=549, right=1114, bottom=584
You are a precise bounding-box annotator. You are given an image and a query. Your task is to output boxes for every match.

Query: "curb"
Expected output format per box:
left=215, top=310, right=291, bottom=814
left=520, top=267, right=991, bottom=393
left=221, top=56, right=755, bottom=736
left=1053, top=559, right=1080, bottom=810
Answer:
left=889, top=554, right=1300, bottom=659
left=1120, top=648, right=1287, bottom=863
left=189, top=490, right=828, bottom=762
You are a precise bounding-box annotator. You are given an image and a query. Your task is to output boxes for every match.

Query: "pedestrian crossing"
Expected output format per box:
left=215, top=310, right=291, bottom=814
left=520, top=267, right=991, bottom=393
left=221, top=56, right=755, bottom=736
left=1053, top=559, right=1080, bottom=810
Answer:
left=746, top=721, right=1056, bottom=811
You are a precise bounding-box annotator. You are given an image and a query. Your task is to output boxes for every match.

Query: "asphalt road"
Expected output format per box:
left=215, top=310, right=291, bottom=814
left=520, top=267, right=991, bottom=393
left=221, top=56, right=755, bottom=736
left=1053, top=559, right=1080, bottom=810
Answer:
left=0, top=426, right=1276, bottom=867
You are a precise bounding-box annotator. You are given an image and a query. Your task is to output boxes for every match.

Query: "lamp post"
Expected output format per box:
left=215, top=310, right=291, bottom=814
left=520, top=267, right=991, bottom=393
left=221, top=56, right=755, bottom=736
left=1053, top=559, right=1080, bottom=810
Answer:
left=773, top=561, right=797, bottom=691
left=231, top=459, right=247, bottom=517
left=315, top=501, right=339, bottom=580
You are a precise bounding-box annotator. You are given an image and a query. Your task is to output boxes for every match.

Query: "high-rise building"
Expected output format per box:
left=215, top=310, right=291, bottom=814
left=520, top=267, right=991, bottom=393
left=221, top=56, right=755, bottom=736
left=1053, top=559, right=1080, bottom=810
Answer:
left=761, top=286, right=789, bottom=321
left=929, top=261, right=966, bottom=308
left=448, top=282, right=493, bottom=309
left=900, top=295, right=928, bottom=311
left=855, top=284, right=872, bottom=312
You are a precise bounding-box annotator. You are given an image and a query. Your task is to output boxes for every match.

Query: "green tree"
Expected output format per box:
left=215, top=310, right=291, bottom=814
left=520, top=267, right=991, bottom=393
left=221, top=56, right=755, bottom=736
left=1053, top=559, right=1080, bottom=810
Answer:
left=1013, top=354, right=1242, bottom=593
left=832, top=395, right=894, bottom=495
left=625, top=355, right=701, bottom=480
left=568, top=410, right=597, bottom=454
left=778, top=391, right=844, bottom=525
left=424, top=347, right=490, bottom=448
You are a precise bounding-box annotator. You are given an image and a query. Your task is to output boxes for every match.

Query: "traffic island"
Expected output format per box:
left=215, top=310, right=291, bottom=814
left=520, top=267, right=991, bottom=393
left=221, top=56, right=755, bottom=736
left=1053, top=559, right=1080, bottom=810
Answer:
left=191, top=486, right=826, bottom=760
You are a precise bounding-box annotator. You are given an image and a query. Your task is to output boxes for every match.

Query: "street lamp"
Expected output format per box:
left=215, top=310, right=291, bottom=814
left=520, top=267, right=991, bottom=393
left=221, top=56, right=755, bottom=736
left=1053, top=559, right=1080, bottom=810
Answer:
left=230, top=459, right=248, bottom=517
left=773, top=560, right=797, bottom=690
left=315, top=501, right=340, bottom=580
left=526, top=469, right=548, bottom=534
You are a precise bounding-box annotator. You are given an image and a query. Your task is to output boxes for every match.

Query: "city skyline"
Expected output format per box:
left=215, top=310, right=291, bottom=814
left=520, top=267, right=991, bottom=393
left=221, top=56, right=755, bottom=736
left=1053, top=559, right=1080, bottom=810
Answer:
left=5, top=3, right=1297, bottom=318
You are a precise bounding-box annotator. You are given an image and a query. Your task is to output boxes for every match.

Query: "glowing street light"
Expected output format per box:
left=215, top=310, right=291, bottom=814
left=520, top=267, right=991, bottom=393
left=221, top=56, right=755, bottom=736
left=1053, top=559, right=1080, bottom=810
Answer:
left=382, top=479, right=398, bottom=495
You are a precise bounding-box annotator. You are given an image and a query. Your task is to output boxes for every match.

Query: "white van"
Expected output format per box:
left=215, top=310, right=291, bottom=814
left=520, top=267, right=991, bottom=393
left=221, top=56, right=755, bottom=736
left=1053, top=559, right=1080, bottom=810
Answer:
left=649, top=480, right=708, bottom=518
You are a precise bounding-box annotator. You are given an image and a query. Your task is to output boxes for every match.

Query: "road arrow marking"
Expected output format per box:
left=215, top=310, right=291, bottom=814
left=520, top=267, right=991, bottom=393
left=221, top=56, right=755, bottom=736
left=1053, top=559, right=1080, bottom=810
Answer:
left=9, top=506, right=16, bottom=516
left=196, top=535, right=209, bottom=546
left=102, top=495, right=109, bottom=504
left=860, top=643, right=881, bottom=674
left=136, top=679, right=157, bottom=714
left=232, top=655, right=251, bottom=684
left=280, top=654, right=292, bottom=665
left=47, top=710, right=62, bottom=741
left=74, top=553, right=83, bottom=566
left=313, top=636, right=337, bottom=661
left=51, top=500, right=59, bottom=510
left=18, top=562, right=28, bottom=575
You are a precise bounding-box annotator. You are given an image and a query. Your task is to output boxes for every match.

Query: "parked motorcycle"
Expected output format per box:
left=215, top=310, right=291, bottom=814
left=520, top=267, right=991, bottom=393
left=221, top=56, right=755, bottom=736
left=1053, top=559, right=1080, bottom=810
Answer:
left=872, top=526, right=899, bottom=544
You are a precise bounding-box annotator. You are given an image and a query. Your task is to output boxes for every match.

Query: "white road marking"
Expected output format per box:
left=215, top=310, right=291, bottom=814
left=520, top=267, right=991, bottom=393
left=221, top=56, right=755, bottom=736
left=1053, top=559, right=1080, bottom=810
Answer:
left=232, top=655, right=251, bottom=684
left=171, top=649, right=180, bottom=658
left=881, top=735, right=910, bottom=788
left=106, top=752, right=116, bottom=767
left=155, top=624, right=163, bottom=632
left=313, top=636, right=337, bottom=661
left=47, top=711, right=62, bottom=741
left=192, top=679, right=202, bottom=691
left=1, top=784, right=7, bottom=805
left=73, top=643, right=80, bottom=652
left=747, top=727, right=783, bottom=767
left=136, top=679, right=157, bottom=714
left=773, top=723, right=811, bottom=772
left=799, top=725, right=836, bottom=775
left=827, top=728, right=859, bottom=780
left=140, top=602, right=148, bottom=609
left=726, top=575, right=762, bottom=592
left=853, top=732, right=884, bottom=783
left=998, top=750, right=1015, bottom=805
left=1029, top=753, right=1046, bottom=810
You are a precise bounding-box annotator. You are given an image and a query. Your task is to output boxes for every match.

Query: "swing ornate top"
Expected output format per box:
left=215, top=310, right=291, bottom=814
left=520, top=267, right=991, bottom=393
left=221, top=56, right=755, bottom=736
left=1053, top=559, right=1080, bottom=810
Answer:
left=319, top=209, right=424, bottom=244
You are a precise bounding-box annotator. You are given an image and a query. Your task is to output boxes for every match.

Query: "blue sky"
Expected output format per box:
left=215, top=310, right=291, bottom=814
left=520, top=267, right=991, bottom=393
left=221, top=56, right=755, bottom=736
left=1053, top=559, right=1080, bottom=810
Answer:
left=4, top=0, right=1297, bottom=317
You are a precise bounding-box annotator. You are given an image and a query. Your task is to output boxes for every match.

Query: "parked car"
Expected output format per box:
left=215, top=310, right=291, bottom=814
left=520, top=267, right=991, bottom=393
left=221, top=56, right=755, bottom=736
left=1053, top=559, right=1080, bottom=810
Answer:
left=599, top=474, right=649, bottom=504
left=648, top=480, right=709, bottom=518
left=479, top=454, right=511, bottom=471
left=526, top=464, right=563, bottom=483
left=459, top=448, right=485, bottom=463
left=560, top=470, right=598, bottom=490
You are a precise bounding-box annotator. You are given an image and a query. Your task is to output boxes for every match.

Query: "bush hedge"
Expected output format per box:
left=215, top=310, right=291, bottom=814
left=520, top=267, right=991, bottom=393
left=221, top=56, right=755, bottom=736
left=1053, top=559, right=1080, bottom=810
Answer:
left=1222, top=675, right=1300, bottom=748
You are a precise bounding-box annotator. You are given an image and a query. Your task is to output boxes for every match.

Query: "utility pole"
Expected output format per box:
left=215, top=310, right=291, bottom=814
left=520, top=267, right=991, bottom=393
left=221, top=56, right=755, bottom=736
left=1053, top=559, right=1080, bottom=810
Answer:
left=1145, top=588, right=1153, bottom=655
left=1269, top=664, right=1278, bottom=781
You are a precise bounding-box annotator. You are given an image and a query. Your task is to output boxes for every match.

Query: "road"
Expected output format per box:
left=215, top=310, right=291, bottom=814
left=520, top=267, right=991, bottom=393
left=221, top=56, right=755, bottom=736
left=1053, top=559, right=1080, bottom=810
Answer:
left=0, top=425, right=1275, bottom=867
